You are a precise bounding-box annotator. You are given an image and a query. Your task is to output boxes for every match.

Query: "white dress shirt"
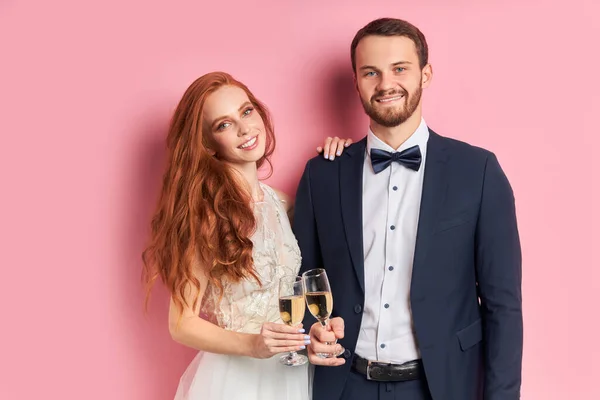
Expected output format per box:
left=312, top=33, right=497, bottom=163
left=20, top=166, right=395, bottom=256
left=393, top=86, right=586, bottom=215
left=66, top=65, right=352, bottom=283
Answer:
left=355, top=118, right=429, bottom=363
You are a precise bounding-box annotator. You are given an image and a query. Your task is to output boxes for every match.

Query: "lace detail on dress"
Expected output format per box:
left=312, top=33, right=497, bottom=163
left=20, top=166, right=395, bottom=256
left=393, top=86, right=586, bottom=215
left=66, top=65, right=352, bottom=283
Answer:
left=200, top=183, right=302, bottom=333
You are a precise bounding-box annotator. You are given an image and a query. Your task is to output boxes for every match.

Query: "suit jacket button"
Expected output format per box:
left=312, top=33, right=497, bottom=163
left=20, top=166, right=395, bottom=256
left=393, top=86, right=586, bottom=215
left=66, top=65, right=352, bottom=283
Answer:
left=354, top=304, right=362, bottom=314
left=343, top=349, right=351, bottom=359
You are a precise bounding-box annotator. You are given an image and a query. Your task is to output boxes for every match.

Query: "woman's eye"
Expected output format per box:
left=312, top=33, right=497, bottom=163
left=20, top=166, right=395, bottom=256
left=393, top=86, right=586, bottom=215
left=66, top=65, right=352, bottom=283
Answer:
left=217, top=122, right=230, bottom=131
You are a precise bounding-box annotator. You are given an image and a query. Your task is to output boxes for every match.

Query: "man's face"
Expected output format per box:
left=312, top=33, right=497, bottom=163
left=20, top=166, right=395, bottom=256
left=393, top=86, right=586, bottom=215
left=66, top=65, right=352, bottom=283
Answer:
left=354, top=35, right=431, bottom=127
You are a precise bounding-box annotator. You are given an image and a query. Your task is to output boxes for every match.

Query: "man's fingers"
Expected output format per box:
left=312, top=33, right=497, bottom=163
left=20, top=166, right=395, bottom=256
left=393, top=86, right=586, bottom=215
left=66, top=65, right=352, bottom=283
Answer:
left=309, top=340, right=341, bottom=355
left=314, top=328, right=337, bottom=343
left=329, top=317, right=345, bottom=339
left=330, top=317, right=344, bottom=330
left=308, top=351, right=346, bottom=366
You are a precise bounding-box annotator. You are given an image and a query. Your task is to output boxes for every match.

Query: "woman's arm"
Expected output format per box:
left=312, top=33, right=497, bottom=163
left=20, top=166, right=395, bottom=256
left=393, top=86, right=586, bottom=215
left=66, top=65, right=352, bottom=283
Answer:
left=168, top=263, right=308, bottom=358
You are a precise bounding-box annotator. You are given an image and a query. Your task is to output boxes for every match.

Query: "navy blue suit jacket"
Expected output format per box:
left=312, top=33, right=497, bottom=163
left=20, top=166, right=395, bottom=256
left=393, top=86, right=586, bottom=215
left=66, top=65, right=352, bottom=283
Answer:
left=293, top=130, right=523, bottom=400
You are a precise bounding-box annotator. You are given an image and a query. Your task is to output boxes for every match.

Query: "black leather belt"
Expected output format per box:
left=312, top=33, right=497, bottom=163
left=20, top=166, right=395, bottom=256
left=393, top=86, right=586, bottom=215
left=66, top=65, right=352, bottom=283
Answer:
left=352, top=354, right=423, bottom=382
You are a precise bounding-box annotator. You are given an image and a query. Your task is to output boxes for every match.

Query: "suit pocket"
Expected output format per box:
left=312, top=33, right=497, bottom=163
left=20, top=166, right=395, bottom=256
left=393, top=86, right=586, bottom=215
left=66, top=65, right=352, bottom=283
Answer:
left=434, top=207, right=477, bottom=234
left=456, top=318, right=482, bottom=351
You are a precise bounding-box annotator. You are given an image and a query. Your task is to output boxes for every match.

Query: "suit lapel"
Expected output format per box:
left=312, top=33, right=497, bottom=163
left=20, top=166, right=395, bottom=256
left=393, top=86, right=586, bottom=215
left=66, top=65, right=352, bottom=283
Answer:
left=412, top=130, right=449, bottom=292
left=340, top=138, right=366, bottom=294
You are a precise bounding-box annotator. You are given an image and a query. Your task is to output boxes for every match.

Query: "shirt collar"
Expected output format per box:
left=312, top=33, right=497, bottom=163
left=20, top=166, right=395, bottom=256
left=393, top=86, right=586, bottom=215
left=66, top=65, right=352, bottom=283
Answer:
left=366, top=118, right=430, bottom=156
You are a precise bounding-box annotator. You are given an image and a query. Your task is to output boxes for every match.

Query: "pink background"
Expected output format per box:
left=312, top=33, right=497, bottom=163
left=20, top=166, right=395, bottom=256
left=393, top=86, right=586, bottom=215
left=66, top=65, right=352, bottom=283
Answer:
left=1, top=0, right=598, bottom=399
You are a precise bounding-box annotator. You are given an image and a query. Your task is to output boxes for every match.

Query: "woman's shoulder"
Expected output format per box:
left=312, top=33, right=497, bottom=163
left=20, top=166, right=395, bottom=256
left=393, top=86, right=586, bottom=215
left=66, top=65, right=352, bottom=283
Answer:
left=262, top=184, right=294, bottom=214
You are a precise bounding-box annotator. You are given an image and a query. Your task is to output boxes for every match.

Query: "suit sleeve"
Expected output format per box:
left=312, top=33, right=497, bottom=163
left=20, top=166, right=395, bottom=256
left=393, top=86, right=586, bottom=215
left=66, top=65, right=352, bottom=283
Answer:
left=475, top=153, right=523, bottom=400
left=293, top=160, right=323, bottom=276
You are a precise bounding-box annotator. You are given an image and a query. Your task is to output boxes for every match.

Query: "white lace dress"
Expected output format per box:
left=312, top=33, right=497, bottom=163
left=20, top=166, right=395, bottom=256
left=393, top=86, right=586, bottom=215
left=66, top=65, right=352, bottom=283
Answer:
left=174, top=184, right=310, bottom=400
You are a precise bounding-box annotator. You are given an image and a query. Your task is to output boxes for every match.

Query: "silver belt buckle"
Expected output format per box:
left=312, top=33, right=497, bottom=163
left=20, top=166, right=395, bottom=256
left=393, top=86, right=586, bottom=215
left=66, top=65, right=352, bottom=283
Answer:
left=365, top=360, right=374, bottom=381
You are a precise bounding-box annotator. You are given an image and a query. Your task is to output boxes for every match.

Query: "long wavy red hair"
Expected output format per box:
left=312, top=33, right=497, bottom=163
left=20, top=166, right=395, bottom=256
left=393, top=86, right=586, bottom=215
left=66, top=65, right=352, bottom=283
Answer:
left=142, top=72, right=276, bottom=316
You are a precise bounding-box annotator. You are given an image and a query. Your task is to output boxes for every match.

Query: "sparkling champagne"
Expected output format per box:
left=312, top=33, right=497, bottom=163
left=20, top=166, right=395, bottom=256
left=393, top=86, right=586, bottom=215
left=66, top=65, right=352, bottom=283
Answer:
left=305, top=291, right=333, bottom=322
left=279, top=295, right=306, bottom=326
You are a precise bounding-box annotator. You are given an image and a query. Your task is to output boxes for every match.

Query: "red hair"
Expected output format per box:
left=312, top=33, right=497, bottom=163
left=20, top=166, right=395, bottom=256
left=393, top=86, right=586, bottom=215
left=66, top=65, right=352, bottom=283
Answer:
left=142, top=72, right=276, bottom=315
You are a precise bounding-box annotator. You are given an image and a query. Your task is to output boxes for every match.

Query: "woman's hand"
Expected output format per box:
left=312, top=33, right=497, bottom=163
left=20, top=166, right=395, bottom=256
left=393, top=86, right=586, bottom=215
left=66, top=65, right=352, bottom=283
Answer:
left=250, top=322, right=310, bottom=359
left=317, top=137, right=353, bottom=161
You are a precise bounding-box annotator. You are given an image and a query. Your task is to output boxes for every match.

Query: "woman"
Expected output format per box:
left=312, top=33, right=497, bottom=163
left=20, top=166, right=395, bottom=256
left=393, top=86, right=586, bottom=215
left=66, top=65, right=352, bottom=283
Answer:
left=142, top=71, right=350, bottom=400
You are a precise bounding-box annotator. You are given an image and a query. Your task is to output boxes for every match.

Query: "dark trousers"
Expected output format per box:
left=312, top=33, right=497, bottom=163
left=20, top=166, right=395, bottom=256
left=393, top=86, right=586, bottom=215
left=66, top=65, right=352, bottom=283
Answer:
left=340, top=369, right=433, bottom=400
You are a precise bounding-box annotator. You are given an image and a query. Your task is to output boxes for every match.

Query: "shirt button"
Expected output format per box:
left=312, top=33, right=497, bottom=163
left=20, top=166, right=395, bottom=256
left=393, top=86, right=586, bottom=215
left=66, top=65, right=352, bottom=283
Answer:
left=388, top=266, right=394, bottom=271
left=390, top=225, right=395, bottom=230
left=392, top=186, right=398, bottom=191
left=354, top=304, right=362, bottom=314
left=380, top=343, right=386, bottom=349
left=384, top=303, right=390, bottom=309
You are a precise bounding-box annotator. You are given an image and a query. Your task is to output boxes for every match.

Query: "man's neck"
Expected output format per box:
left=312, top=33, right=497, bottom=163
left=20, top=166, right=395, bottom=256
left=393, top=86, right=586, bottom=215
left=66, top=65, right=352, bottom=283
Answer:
left=370, top=109, right=423, bottom=150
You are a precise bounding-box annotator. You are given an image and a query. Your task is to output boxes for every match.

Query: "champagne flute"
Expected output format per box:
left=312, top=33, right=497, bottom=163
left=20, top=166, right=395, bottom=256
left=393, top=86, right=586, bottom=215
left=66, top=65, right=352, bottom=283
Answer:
left=278, top=275, right=308, bottom=366
left=302, top=268, right=344, bottom=358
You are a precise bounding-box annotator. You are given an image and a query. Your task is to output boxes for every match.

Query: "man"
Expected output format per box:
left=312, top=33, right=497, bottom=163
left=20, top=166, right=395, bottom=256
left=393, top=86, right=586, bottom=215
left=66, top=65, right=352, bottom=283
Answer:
left=293, top=18, right=523, bottom=400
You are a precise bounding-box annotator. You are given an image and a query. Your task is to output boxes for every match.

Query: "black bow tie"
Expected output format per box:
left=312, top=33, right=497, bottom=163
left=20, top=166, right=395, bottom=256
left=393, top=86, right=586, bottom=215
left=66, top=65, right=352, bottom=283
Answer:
left=370, top=145, right=422, bottom=174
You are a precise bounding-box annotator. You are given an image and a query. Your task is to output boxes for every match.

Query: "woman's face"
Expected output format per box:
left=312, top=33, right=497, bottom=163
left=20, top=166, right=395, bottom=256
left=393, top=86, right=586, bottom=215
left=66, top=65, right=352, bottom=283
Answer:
left=202, top=85, right=267, bottom=166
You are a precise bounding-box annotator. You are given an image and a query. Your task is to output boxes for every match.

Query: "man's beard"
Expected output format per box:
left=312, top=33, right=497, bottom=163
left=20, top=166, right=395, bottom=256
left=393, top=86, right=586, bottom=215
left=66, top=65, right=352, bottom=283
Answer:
left=361, top=85, right=422, bottom=128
